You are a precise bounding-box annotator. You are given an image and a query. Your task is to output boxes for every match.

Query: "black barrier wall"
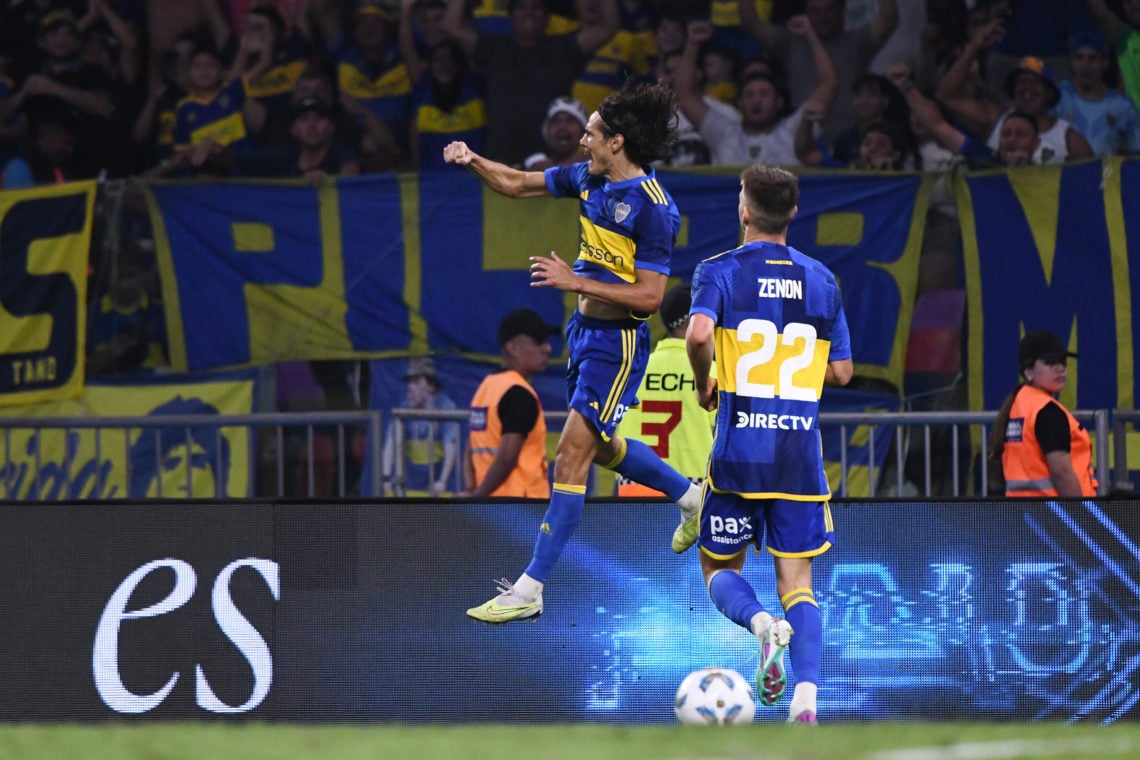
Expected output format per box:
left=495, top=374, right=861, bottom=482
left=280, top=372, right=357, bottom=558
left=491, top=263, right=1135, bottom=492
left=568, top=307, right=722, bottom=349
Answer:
left=1, top=499, right=1136, bottom=722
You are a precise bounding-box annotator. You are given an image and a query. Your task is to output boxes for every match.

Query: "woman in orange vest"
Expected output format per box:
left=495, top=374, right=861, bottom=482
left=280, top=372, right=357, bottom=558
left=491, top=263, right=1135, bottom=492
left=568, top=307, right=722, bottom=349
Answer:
left=990, top=329, right=1098, bottom=497
left=464, top=308, right=561, bottom=498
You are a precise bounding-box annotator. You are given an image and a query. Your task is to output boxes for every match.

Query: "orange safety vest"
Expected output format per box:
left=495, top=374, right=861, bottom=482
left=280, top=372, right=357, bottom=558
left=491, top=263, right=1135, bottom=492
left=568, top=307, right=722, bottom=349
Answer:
left=1002, top=384, right=1097, bottom=497
left=469, top=370, right=549, bottom=498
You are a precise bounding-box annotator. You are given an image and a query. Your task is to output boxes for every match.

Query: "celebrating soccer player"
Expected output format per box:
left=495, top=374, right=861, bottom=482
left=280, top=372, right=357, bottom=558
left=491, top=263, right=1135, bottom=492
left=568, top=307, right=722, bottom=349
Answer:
left=443, top=81, right=702, bottom=624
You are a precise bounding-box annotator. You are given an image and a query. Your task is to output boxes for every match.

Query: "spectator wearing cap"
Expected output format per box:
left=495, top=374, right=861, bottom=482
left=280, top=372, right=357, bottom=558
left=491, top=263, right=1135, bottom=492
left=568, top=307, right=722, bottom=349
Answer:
left=614, top=284, right=713, bottom=508
left=381, top=355, right=461, bottom=497
left=522, top=95, right=585, bottom=170
left=1056, top=30, right=1140, bottom=156
left=463, top=308, right=561, bottom=498
left=441, top=0, right=619, bottom=166
left=1085, top=0, right=1140, bottom=116
left=0, top=8, right=116, bottom=179
left=938, top=25, right=1094, bottom=165
left=317, top=0, right=413, bottom=172
left=0, top=0, right=86, bottom=85
left=197, top=93, right=361, bottom=181
left=984, top=55, right=1094, bottom=162
left=990, top=329, right=1098, bottom=497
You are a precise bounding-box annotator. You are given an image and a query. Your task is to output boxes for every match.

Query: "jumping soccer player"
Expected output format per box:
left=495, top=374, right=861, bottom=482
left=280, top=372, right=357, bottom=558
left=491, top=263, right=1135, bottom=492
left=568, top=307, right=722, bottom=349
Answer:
left=443, top=80, right=702, bottom=624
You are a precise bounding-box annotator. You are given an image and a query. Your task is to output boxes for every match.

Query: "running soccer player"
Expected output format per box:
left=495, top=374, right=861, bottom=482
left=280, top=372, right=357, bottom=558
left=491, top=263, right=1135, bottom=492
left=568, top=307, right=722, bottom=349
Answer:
left=443, top=80, right=702, bottom=624
left=686, top=164, right=853, bottom=723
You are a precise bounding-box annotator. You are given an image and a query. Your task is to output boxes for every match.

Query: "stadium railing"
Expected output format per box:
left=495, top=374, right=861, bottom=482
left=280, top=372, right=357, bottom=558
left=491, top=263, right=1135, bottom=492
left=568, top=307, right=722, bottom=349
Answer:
left=0, top=408, right=1114, bottom=500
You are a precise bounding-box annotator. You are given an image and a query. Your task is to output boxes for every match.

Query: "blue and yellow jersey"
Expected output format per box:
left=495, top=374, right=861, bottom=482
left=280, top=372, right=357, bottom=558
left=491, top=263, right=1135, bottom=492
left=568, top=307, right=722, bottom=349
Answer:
left=470, top=0, right=575, bottom=37
left=87, top=292, right=169, bottom=372
left=572, top=29, right=654, bottom=115
left=545, top=162, right=680, bottom=319
left=333, top=38, right=413, bottom=137
left=172, top=78, right=249, bottom=150
left=690, top=241, right=851, bottom=500
left=710, top=0, right=769, bottom=60
left=413, top=76, right=486, bottom=170
left=243, top=57, right=308, bottom=107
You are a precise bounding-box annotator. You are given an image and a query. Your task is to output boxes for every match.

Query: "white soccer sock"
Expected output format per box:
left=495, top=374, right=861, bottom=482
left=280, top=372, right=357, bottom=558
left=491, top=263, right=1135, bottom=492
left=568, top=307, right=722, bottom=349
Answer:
left=678, top=482, right=701, bottom=519
left=514, top=573, right=544, bottom=600
left=789, top=682, right=818, bottom=718
left=749, top=610, right=774, bottom=639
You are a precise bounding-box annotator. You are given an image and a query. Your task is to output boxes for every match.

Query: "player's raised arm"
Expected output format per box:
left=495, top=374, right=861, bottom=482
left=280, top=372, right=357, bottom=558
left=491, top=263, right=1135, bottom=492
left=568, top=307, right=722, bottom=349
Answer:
left=442, top=141, right=550, bottom=199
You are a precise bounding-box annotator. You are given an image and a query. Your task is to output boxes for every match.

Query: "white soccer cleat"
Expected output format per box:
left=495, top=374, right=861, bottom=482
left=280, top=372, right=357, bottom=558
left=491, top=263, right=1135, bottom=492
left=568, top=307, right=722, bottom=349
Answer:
left=757, top=618, right=793, bottom=706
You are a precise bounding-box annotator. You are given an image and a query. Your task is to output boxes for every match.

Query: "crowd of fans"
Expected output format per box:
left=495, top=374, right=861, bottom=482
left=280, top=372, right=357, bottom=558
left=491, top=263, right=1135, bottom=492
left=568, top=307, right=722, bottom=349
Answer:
left=2, top=0, right=1139, bottom=186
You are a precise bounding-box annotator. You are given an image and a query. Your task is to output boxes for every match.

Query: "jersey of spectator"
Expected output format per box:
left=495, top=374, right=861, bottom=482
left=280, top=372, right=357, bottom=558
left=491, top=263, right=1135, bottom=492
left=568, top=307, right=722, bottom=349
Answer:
left=410, top=41, right=486, bottom=169
left=571, top=15, right=653, bottom=114
left=86, top=288, right=169, bottom=375
left=173, top=75, right=249, bottom=151
left=1056, top=80, right=1140, bottom=156
left=710, top=0, right=769, bottom=60
left=1084, top=0, right=1140, bottom=134
left=331, top=5, right=414, bottom=157
left=224, top=6, right=315, bottom=149
left=444, top=0, right=616, bottom=166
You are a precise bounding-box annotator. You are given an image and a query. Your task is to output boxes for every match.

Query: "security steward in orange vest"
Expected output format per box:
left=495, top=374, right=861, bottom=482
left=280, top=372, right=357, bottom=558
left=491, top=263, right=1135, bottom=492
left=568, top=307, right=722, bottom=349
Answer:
left=990, top=330, right=1098, bottom=497
left=464, top=308, right=561, bottom=497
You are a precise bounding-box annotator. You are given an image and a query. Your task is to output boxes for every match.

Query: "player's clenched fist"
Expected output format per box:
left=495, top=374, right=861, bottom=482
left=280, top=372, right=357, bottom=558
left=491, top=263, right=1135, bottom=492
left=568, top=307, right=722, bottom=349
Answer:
left=443, top=141, right=474, bottom=165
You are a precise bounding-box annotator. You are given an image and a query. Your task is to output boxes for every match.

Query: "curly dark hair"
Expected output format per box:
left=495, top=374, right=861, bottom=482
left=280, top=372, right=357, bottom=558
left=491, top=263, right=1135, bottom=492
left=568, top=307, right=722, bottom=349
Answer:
left=596, top=80, right=678, bottom=168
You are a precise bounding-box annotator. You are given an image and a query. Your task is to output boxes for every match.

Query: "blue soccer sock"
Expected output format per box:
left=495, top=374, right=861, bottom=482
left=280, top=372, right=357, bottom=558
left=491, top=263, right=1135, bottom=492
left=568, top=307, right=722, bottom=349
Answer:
left=707, top=569, right=766, bottom=631
left=603, top=437, right=691, bottom=502
left=782, top=588, right=822, bottom=685
left=524, top=484, right=586, bottom=583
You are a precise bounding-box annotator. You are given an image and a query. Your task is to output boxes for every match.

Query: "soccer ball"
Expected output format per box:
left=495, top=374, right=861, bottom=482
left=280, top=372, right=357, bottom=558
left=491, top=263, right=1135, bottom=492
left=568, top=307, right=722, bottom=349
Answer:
left=674, top=667, right=757, bottom=725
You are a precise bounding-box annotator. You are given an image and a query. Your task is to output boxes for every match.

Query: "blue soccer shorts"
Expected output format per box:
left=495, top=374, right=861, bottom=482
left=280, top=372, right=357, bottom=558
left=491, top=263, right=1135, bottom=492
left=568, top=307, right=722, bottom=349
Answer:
left=698, top=488, right=835, bottom=560
left=564, top=310, right=651, bottom=441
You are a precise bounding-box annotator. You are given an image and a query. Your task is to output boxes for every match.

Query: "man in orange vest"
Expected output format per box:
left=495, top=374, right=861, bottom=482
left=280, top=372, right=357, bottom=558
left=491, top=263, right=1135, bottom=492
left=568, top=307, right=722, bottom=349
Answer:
left=464, top=308, right=560, bottom=498
left=991, top=329, right=1098, bottom=497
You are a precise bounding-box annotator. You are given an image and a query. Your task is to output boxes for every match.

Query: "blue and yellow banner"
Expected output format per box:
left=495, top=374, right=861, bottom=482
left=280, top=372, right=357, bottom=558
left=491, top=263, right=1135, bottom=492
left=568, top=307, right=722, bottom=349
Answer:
left=956, top=157, right=1135, bottom=412
left=0, top=181, right=95, bottom=406
left=145, top=170, right=929, bottom=392
left=0, top=374, right=254, bottom=500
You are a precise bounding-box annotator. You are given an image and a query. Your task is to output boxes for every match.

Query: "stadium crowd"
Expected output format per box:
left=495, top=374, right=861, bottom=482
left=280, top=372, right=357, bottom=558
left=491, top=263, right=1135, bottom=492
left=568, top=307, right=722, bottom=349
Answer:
left=3, top=0, right=1139, bottom=185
